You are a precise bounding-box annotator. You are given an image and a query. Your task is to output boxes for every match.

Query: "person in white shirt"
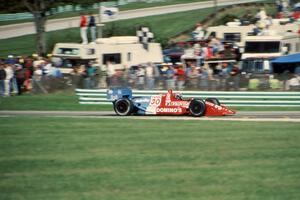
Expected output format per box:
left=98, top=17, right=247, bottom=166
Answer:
left=3, top=64, right=13, bottom=96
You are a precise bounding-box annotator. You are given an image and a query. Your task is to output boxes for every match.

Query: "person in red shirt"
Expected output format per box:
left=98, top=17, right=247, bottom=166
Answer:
left=175, top=65, right=186, bottom=90
left=80, top=13, right=88, bottom=44
left=292, top=10, right=300, bottom=20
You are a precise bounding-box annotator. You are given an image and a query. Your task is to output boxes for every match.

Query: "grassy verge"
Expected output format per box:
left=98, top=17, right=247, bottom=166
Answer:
left=0, top=91, right=111, bottom=111
left=0, top=2, right=276, bottom=57
left=1, top=92, right=300, bottom=111
left=0, top=7, right=214, bottom=57
left=0, top=117, right=299, bottom=200
left=0, top=0, right=206, bottom=26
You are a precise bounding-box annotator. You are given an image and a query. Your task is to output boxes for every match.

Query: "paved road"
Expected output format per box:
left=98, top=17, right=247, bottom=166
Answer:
left=1, top=111, right=300, bottom=122
left=0, top=0, right=263, bottom=39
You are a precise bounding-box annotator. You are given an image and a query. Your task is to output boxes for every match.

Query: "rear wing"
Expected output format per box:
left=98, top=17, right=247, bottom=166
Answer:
left=107, top=87, right=132, bottom=101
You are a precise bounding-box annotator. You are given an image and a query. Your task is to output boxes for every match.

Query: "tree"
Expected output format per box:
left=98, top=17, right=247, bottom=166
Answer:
left=19, top=0, right=110, bottom=56
left=22, top=0, right=54, bottom=56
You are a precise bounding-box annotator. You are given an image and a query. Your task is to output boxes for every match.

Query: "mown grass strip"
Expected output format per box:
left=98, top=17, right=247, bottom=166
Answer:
left=0, top=117, right=299, bottom=200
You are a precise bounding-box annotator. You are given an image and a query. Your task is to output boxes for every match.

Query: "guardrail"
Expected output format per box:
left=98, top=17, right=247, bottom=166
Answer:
left=75, top=89, right=300, bottom=107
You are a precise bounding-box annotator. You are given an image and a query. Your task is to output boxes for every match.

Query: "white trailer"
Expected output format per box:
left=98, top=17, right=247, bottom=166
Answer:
left=205, top=24, right=256, bottom=48
left=205, top=21, right=300, bottom=48
left=241, top=32, right=300, bottom=73
left=52, top=36, right=163, bottom=73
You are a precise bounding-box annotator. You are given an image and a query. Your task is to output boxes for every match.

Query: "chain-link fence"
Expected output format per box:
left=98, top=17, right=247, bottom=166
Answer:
left=62, top=71, right=300, bottom=92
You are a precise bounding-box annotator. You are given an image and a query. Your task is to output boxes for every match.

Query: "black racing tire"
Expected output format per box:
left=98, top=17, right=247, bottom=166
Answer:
left=189, top=99, right=206, bottom=117
left=114, top=98, right=133, bottom=116
left=205, top=98, right=221, bottom=106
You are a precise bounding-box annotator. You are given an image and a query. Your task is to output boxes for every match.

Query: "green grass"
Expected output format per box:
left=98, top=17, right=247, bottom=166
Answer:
left=0, top=1, right=200, bottom=26
left=0, top=0, right=207, bottom=26
left=0, top=1, right=276, bottom=57
left=0, top=7, right=214, bottom=57
left=1, top=92, right=300, bottom=111
left=0, top=117, right=299, bottom=200
left=0, top=91, right=111, bottom=111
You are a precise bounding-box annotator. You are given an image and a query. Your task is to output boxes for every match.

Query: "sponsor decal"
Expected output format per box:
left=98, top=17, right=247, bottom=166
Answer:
left=206, top=101, right=223, bottom=110
left=149, top=96, right=162, bottom=107
left=134, top=98, right=150, bottom=103
left=165, top=101, right=189, bottom=107
left=156, top=107, right=182, bottom=113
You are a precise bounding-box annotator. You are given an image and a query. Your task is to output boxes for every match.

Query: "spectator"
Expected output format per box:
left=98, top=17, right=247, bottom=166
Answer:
left=80, top=13, right=88, bottom=44
left=166, top=65, right=175, bottom=89
left=292, top=10, right=300, bottom=20
left=256, top=8, right=268, bottom=21
left=88, top=13, right=97, bottom=42
left=3, top=63, right=13, bottom=96
left=175, top=65, right=185, bottom=90
left=276, top=0, right=283, bottom=12
left=209, top=37, right=224, bottom=55
left=219, top=62, right=231, bottom=90
left=15, top=64, right=26, bottom=95
left=199, top=64, right=209, bottom=90
left=192, top=23, right=205, bottom=41
left=137, top=65, right=145, bottom=90
left=84, top=62, right=95, bottom=89
left=0, top=62, right=6, bottom=96
left=228, top=63, right=240, bottom=90
left=189, top=66, right=199, bottom=89
left=106, top=61, right=115, bottom=87
left=145, top=62, right=155, bottom=89
left=24, top=57, right=34, bottom=91
left=288, top=74, right=300, bottom=90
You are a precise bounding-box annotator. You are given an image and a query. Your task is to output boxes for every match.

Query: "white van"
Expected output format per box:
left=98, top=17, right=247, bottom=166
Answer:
left=241, top=32, right=300, bottom=73
left=205, top=24, right=256, bottom=48
left=205, top=21, right=300, bottom=48
left=52, top=36, right=163, bottom=73
left=242, top=32, right=300, bottom=60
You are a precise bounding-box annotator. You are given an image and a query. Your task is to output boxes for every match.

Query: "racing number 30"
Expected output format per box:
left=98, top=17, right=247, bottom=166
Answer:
left=150, top=96, right=162, bottom=107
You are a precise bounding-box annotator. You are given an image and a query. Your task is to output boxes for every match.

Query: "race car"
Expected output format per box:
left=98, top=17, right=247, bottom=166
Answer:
left=107, top=87, right=236, bottom=117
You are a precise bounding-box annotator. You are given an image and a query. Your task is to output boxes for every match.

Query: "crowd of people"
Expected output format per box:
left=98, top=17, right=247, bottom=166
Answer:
left=71, top=60, right=299, bottom=92
left=0, top=55, right=63, bottom=97
left=1, top=54, right=300, bottom=97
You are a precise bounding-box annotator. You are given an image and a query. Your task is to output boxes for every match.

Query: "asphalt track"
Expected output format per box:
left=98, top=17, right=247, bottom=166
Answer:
left=1, top=111, right=300, bottom=122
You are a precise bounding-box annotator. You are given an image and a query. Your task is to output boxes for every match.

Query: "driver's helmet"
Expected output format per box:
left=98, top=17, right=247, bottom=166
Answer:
left=175, top=92, right=182, bottom=100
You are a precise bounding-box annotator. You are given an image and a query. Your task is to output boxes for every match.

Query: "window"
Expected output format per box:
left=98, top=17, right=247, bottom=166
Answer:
left=127, top=52, right=132, bottom=62
left=284, top=43, right=291, bottom=52
left=297, top=43, right=300, bottom=52
left=242, top=60, right=263, bottom=73
left=224, top=33, right=241, bottom=42
left=86, top=49, right=95, bottom=55
left=244, top=41, right=280, bottom=53
left=103, top=53, right=121, bottom=64
left=241, top=59, right=272, bottom=73
left=56, top=48, right=79, bottom=55
left=209, top=31, right=216, bottom=37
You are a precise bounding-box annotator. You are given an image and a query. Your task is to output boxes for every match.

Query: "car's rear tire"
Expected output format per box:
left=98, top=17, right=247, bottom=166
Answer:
left=205, top=98, right=221, bottom=106
left=189, top=99, right=206, bottom=117
left=114, top=98, right=133, bottom=116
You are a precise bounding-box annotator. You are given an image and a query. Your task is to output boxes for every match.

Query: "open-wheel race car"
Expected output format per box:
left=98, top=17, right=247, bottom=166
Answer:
left=107, top=88, right=236, bottom=117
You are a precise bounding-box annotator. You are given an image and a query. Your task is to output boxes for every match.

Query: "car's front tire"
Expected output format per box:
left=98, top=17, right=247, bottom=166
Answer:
left=189, top=99, right=206, bottom=117
left=114, top=98, right=133, bottom=116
